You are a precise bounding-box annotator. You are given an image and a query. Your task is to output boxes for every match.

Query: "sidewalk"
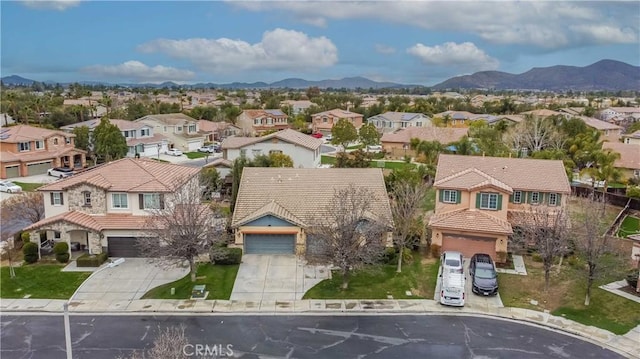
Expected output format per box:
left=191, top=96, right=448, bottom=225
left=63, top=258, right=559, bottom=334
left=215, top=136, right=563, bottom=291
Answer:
left=1, top=298, right=638, bottom=358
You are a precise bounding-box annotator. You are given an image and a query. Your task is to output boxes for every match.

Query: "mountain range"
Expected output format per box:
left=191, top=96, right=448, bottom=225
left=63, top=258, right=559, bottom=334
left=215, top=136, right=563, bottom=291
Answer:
left=2, top=60, right=638, bottom=91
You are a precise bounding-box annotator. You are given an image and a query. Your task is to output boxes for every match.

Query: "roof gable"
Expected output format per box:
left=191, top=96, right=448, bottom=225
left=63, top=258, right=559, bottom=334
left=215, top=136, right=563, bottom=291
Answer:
left=434, top=168, right=513, bottom=193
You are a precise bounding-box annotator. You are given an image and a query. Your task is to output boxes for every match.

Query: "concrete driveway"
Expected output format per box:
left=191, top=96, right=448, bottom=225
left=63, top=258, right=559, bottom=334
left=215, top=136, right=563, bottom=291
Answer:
left=71, top=258, right=188, bottom=301
left=230, top=255, right=330, bottom=301
left=434, top=259, right=504, bottom=308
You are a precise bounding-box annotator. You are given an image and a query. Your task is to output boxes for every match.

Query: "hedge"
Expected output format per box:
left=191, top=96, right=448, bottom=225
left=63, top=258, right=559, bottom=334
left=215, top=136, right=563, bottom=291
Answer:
left=23, top=242, right=38, bottom=264
left=76, top=253, right=109, bottom=267
left=210, top=247, right=242, bottom=265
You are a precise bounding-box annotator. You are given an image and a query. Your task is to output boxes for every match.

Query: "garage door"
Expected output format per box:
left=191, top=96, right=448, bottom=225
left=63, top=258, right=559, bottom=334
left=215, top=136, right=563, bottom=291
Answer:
left=245, top=234, right=295, bottom=254
left=187, top=141, right=201, bottom=152
left=26, top=161, right=52, bottom=176
left=4, top=166, right=19, bottom=178
left=442, top=234, right=496, bottom=260
left=107, top=236, right=142, bottom=257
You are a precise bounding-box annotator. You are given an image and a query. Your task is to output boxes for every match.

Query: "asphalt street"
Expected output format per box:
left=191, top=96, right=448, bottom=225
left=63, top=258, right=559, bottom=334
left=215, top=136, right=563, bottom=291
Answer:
left=0, top=314, right=623, bottom=359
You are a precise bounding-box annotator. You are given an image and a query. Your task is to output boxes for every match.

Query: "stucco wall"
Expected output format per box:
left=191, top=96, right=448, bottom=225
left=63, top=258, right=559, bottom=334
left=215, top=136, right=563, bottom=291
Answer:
left=226, top=142, right=319, bottom=168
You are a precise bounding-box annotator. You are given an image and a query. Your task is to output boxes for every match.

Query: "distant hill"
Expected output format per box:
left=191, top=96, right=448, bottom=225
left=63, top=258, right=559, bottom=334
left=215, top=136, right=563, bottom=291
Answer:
left=1, top=75, right=35, bottom=86
left=432, top=60, right=640, bottom=91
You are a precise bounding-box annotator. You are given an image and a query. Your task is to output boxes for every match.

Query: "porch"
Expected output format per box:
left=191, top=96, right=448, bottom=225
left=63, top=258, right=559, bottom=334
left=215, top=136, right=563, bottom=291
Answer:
left=29, top=223, right=102, bottom=259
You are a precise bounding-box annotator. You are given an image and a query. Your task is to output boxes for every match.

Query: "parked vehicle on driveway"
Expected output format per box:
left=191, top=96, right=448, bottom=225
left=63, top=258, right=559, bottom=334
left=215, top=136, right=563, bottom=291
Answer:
left=47, top=167, right=74, bottom=178
left=166, top=148, right=183, bottom=156
left=0, top=180, right=22, bottom=193
left=366, top=145, right=383, bottom=153
left=440, top=267, right=465, bottom=306
left=469, top=253, right=499, bottom=296
left=441, top=251, right=464, bottom=274
left=311, top=133, right=323, bottom=139
left=198, top=145, right=215, bottom=153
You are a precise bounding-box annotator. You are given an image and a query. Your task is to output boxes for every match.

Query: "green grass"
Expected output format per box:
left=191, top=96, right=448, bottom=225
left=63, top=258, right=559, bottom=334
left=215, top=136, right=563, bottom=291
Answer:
left=321, top=155, right=336, bottom=165
left=12, top=182, right=43, bottom=192
left=320, top=155, right=416, bottom=170
left=303, top=252, right=439, bottom=299
left=617, top=216, right=639, bottom=238
left=184, top=151, right=208, bottom=159
left=141, top=263, right=239, bottom=299
left=0, top=265, right=90, bottom=299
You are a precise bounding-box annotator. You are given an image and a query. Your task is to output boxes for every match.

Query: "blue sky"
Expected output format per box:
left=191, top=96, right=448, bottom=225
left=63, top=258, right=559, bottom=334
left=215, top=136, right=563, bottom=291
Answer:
left=2, top=1, right=639, bottom=86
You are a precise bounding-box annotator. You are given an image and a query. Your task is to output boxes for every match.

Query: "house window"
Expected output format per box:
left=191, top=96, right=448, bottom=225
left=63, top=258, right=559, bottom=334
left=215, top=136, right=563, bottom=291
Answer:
left=634, top=169, right=640, bottom=178
left=240, top=149, right=247, bottom=157
left=479, top=192, right=499, bottom=210
left=323, top=117, right=328, bottom=123
left=415, top=122, right=422, bottom=127
left=111, top=193, right=128, bottom=209
left=401, top=122, right=408, bottom=128
left=252, top=149, right=262, bottom=156
left=548, top=193, right=559, bottom=206
left=123, top=130, right=130, bottom=138
left=188, top=124, right=196, bottom=133
left=35, top=140, right=44, bottom=150
left=65, top=137, right=71, bottom=144
left=51, top=192, right=63, bottom=206
left=141, top=128, right=150, bottom=136
left=18, top=142, right=31, bottom=152
left=140, top=193, right=163, bottom=209
left=267, top=118, right=273, bottom=125
left=53, top=138, right=59, bottom=145
left=530, top=192, right=540, bottom=204
left=54, top=231, right=61, bottom=239
left=442, top=190, right=458, bottom=204
left=177, top=126, right=182, bottom=132
left=83, top=191, right=91, bottom=207
left=512, top=191, right=522, bottom=204
left=269, top=150, right=283, bottom=155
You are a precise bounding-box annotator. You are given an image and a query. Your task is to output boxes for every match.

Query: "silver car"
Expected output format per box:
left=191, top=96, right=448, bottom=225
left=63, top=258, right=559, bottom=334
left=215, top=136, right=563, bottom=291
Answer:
left=0, top=180, right=22, bottom=193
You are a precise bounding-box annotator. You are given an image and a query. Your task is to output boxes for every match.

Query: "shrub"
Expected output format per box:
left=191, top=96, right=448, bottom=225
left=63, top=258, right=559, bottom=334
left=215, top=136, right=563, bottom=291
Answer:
left=567, top=255, right=583, bottom=268
left=210, top=247, right=242, bottom=265
left=21, top=232, right=31, bottom=244
left=76, top=252, right=109, bottom=267
left=626, top=270, right=639, bottom=289
left=382, top=247, right=397, bottom=264
left=56, top=253, right=70, bottom=263
left=22, top=242, right=38, bottom=264
left=430, top=244, right=441, bottom=258
left=531, top=253, right=543, bottom=262
left=53, top=242, right=69, bottom=255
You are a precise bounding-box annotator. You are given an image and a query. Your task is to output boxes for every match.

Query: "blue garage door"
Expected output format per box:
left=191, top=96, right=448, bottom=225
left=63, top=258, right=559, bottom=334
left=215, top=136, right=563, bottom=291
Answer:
left=244, top=234, right=295, bottom=254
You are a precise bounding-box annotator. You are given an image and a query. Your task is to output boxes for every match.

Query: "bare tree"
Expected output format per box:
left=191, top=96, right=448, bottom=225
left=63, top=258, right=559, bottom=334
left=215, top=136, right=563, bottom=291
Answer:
left=511, top=205, right=571, bottom=291
left=572, top=196, right=624, bottom=305
left=1, top=192, right=45, bottom=225
left=309, top=184, right=391, bottom=290
left=137, top=177, right=226, bottom=282
left=504, top=114, right=559, bottom=153
left=118, top=325, right=189, bottom=359
left=390, top=179, right=428, bottom=273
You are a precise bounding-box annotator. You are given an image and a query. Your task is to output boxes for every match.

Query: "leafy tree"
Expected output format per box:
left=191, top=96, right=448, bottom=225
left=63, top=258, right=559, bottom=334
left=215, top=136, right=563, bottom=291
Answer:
left=390, top=179, right=429, bottom=273
left=93, top=118, right=127, bottom=162
left=230, top=157, right=249, bottom=212
left=469, top=122, right=510, bottom=156
left=448, top=135, right=476, bottom=156
left=331, top=119, right=358, bottom=149
left=334, top=149, right=373, bottom=168
left=268, top=152, right=294, bottom=167
left=581, top=149, right=621, bottom=193
left=410, top=139, right=444, bottom=166
left=358, top=122, right=380, bottom=147
left=626, top=121, right=640, bottom=134
left=309, top=185, right=389, bottom=289
left=126, top=101, right=150, bottom=120
left=200, top=167, right=221, bottom=201
left=72, top=126, right=91, bottom=152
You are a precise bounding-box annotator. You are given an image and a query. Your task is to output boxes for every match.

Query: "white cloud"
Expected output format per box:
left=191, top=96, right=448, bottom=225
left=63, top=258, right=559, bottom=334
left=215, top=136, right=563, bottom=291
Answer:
left=82, top=61, right=195, bottom=82
left=20, top=0, right=80, bottom=11
left=137, top=28, right=338, bottom=73
left=231, top=2, right=638, bottom=49
left=374, top=44, right=396, bottom=55
left=407, top=42, right=499, bottom=71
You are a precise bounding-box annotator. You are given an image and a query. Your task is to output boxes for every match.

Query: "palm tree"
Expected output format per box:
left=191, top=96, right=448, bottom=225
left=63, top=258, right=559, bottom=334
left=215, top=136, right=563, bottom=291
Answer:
left=582, top=149, right=621, bottom=200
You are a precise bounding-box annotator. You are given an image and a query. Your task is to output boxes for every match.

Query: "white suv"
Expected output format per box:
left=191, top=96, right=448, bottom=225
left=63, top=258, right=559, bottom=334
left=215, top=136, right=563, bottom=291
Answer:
left=47, top=167, right=74, bottom=178
left=441, top=251, right=464, bottom=274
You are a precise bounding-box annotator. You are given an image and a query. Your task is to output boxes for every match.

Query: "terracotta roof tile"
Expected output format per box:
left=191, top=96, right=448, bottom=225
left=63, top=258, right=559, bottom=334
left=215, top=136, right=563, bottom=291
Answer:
left=221, top=129, right=322, bottom=150
left=25, top=212, right=150, bottom=232
left=0, top=124, right=73, bottom=143
left=0, top=146, right=86, bottom=163
left=435, top=154, right=571, bottom=193
left=602, top=142, right=640, bottom=170
left=311, top=109, right=363, bottom=119
left=381, top=127, right=467, bottom=144
left=434, top=168, right=513, bottom=193
left=428, top=208, right=513, bottom=234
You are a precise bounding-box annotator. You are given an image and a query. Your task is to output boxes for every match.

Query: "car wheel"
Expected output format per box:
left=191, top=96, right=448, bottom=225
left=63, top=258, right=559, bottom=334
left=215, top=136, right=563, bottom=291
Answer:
left=59, top=175, right=64, bottom=179
left=6, top=189, right=11, bottom=193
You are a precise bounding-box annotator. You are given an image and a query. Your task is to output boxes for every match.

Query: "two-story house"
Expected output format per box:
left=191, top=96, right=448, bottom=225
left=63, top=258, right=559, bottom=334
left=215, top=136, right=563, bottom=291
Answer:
left=311, top=109, right=364, bottom=135
left=622, top=130, right=640, bottom=145
left=197, top=120, right=241, bottom=142
left=236, top=109, right=289, bottom=136
left=134, top=113, right=206, bottom=152
left=221, top=129, right=323, bottom=168
left=24, top=158, right=200, bottom=258
left=0, top=125, right=86, bottom=179
left=366, top=112, right=432, bottom=134
left=61, top=119, right=169, bottom=158
left=602, top=142, right=640, bottom=181
left=428, top=154, right=571, bottom=263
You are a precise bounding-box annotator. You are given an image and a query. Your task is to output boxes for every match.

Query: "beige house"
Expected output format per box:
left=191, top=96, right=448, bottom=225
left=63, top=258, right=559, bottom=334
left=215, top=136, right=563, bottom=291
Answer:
left=236, top=109, right=289, bottom=136
left=24, top=158, right=200, bottom=258
left=622, top=130, right=640, bottom=145
left=602, top=142, right=640, bottom=180
left=366, top=112, right=432, bottom=133
left=231, top=168, right=392, bottom=255
left=0, top=125, right=86, bottom=179
left=197, top=120, right=241, bottom=142
left=381, top=127, right=468, bottom=157
left=429, top=154, right=571, bottom=263
left=311, top=109, right=364, bottom=135
left=134, top=113, right=206, bottom=152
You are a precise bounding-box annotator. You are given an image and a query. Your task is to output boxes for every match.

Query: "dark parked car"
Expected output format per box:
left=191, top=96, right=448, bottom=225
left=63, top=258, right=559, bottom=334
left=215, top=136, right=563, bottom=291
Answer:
left=469, top=253, right=499, bottom=296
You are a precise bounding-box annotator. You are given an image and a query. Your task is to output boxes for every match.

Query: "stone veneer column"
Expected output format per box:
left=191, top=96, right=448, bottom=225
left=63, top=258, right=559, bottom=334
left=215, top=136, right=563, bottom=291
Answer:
left=88, top=233, right=102, bottom=255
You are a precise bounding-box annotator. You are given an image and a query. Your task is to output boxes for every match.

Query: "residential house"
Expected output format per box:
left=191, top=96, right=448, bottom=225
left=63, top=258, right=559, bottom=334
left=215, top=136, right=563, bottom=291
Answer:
left=366, top=112, right=432, bottom=134
left=602, top=142, right=640, bottom=181
left=230, top=167, right=393, bottom=255
left=0, top=125, right=86, bottom=179
left=62, top=99, right=107, bottom=119
left=236, top=109, right=289, bottom=136
left=492, top=115, right=524, bottom=126
left=429, top=154, right=571, bottom=263
left=381, top=127, right=468, bottom=158
left=622, top=130, right=640, bottom=145
left=221, top=129, right=323, bottom=168
left=197, top=120, right=241, bottom=142
left=61, top=119, right=169, bottom=158
left=599, top=107, right=640, bottom=123
left=311, top=109, right=364, bottom=135
left=432, top=111, right=497, bottom=127
left=576, top=116, right=623, bottom=142
left=24, top=158, right=200, bottom=257
left=202, top=158, right=233, bottom=179
left=280, top=100, right=315, bottom=115
left=134, top=113, right=206, bottom=152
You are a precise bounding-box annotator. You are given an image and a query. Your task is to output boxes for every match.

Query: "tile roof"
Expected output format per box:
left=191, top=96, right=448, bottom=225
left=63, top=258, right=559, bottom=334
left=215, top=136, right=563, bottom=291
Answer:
left=434, top=168, right=513, bottom=193
left=197, top=120, right=238, bottom=133
left=242, top=109, right=288, bottom=119
left=126, top=133, right=168, bottom=146
left=136, top=113, right=198, bottom=125
left=520, top=109, right=563, bottom=117
left=623, top=130, right=640, bottom=139
left=428, top=208, right=513, bottom=234
left=25, top=211, right=149, bottom=232
left=577, top=116, right=622, bottom=131
left=312, top=109, right=363, bottom=119
left=0, top=146, right=85, bottom=163
left=435, top=154, right=571, bottom=193
left=202, top=158, right=233, bottom=169
left=0, top=125, right=73, bottom=143
left=221, top=129, right=323, bottom=150
left=38, top=158, right=200, bottom=192
left=602, top=142, right=640, bottom=170
left=367, top=112, right=429, bottom=123
left=381, top=127, right=467, bottom=144
left=231, top=168, right=392, bottom=228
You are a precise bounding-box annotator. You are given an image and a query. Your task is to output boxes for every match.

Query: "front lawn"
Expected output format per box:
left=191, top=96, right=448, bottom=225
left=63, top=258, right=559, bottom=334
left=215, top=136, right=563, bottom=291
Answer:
left=141, top=263, right=239, bottom=299
left=498, top=256, right=640, bottom=334
left=13, top=182, right=43, bottom=192
left=319, top=155, right=416, bottom=171
left=617, top=216, right=639, bottom=238
left=0, top=265, right=90, bottom=299
left=303, top=251, right=439, bottom=299
left=184, top=151, right=208, bottom=159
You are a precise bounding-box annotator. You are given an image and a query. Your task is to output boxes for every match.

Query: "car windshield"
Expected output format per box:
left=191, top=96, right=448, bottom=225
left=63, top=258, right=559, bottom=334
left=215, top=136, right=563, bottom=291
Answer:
left=475, top=268, right=496, bottom=279
left=445, top=259, right=461, bottom=267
